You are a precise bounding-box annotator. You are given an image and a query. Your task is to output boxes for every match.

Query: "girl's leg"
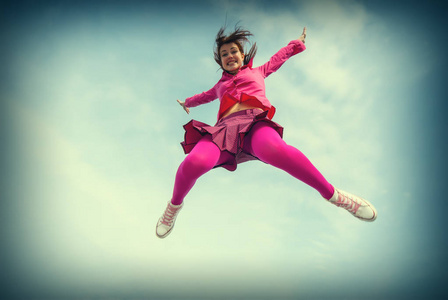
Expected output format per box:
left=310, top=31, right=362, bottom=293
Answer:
left=244, top=122, right=377, bottom=222
left=157, top=135, right=221, bottom=238
left=171, top=135, right=222, bottom=205
left=244, top=122, right=334, bottom=199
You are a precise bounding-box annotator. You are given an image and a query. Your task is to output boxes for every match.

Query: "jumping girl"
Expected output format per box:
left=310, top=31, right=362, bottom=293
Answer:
left=156, top=26, right=377, bottom=239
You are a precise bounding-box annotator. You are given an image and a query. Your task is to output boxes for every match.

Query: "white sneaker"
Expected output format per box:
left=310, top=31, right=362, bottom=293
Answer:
left=156, top=201, right=183, bottom=238
left=328, top=188, right=377, bottom=222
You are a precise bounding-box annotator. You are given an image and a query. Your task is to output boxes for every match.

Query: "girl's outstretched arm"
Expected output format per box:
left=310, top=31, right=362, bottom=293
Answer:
left=177, top=99, right=190, bottom=114
left=255, top=27, right=307, bottom=78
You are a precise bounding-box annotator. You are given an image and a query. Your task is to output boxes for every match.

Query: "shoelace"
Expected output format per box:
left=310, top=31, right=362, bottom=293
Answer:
left=161, top=204, right=181, bottom=226
left=334, top=191, right=360, bottom=214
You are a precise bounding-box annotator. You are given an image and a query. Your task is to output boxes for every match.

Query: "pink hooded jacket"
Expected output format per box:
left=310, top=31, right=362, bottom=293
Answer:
left=184, top=39, right=306, bottom=120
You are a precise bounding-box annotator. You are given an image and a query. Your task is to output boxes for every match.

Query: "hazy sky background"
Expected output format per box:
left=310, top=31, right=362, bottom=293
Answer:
left=1, top=0, right=447, bottom=299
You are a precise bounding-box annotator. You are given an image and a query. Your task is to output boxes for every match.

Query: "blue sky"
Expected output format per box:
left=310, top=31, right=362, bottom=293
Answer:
left=1, top=0, right=447, bottom=299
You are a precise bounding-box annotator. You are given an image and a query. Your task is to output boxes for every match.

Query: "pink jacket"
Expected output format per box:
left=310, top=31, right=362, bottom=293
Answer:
left=184, top=39, right=306, bottom=120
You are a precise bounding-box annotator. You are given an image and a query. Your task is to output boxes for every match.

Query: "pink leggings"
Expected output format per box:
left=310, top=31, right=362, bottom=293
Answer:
left=171, top=122, right=334, bottom=205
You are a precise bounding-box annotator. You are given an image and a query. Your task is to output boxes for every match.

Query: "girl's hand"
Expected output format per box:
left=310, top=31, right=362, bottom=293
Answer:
left=177, top=99, right=190, bottom=114
left=299, top=27, right=307, bottom=43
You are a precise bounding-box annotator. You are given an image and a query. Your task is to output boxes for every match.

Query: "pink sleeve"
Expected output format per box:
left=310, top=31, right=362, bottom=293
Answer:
left=184, top=85, right=218, bottom=108
left=256, top=40, right=306, bottom=78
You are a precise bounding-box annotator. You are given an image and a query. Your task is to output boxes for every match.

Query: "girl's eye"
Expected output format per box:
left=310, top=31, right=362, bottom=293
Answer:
left=222, top=53, right=228, bottom=57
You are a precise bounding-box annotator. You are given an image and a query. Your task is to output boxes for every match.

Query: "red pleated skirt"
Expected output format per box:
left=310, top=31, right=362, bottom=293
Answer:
left=181, top=109, right=284, bottom=171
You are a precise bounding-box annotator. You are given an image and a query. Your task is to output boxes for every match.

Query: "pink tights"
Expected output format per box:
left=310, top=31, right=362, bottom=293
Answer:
left=171, top=122, right=334, bottom=205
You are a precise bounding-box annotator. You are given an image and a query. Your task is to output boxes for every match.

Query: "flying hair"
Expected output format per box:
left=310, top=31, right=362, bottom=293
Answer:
left=214, top=25, right=258, bottom=69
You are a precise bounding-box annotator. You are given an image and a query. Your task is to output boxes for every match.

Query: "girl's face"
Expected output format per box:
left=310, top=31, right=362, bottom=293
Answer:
left=220, top=42, right=245, bottom=74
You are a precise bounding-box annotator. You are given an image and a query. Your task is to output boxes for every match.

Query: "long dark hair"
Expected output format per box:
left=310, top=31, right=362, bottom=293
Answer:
left=214, top=25, right=257, bottom=69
